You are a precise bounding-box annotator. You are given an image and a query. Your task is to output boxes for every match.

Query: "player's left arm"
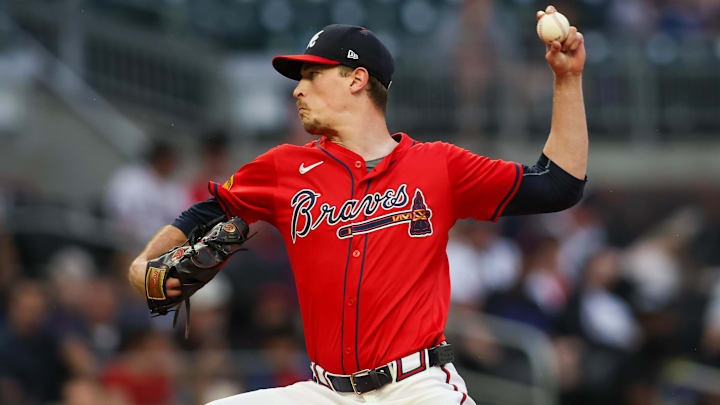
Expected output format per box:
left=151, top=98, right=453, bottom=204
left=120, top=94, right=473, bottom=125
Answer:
left=539, top=5, right=587, bottom=181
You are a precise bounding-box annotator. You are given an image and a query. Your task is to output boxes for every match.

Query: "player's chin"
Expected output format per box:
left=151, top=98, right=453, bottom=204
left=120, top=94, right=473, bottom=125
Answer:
left=302, top=120, right=332, bottom=136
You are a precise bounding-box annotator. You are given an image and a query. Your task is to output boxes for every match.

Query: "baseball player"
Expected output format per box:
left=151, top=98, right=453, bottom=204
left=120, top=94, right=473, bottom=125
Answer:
left=129, top=5, right=587, bottom=404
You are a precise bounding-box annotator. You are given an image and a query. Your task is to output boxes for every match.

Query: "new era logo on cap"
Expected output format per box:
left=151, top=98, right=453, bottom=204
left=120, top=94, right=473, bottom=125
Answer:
left=272, top=24, right=395, bottom=88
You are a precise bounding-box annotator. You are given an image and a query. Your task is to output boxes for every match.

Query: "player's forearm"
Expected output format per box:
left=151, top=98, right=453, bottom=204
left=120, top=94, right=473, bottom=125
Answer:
left=128, top=225, right=187, bottom=294
left=542, top=73, right=588, bottom=180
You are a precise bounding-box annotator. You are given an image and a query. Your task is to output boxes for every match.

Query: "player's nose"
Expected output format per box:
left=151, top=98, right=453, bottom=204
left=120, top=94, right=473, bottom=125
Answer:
left=293, top=80, right=305, bottom=99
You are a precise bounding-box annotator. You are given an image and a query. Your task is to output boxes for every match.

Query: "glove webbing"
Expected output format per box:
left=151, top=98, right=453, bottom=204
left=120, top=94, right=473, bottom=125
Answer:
left=187, top=215, right=227, bottom=245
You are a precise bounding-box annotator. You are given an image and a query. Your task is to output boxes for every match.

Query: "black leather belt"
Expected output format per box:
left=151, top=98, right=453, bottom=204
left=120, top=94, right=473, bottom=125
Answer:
left=325, top=344, right=455, bottom=394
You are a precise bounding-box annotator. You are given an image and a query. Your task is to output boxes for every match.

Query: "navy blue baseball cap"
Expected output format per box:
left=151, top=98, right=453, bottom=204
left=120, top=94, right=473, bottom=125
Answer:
left=272, top=24, right=394, bottom=89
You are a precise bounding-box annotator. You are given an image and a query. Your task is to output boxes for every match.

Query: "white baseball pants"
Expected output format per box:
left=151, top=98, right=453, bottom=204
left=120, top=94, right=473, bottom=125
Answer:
left=206, top=363, right=475, bottom=405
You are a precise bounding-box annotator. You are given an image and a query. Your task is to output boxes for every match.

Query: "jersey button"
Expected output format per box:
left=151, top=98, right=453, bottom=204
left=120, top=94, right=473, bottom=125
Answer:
left=354, top=161, right=362, bottom=169
left=347, top=299, right=353, bottom=307
left=345, top=347, right=352, bottom=355
left=352, top=250, right=360, bottom=258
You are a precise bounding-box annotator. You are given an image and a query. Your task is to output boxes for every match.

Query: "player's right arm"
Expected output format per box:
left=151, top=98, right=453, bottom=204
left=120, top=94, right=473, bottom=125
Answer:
left=128, top=148, right=277, bottom=297
left=129, top=225, right=186, bottom=296
left=128, top=197, right=229, bottom=296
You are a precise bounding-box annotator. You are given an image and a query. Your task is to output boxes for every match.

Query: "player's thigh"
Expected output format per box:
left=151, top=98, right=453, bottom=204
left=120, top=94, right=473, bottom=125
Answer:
left=205, top=381, right=351, bottom=405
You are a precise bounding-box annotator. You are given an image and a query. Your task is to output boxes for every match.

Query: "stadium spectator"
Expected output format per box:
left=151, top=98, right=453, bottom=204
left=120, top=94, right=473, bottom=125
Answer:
left=0, top=280, right=69, bottom=404
left=105, top=140, right=190, bottom=250
left=101, top=330, right=178, bottom=405
left=188, top=130, right=232, bottom=204
left=447, top=220, right=521, bottom=308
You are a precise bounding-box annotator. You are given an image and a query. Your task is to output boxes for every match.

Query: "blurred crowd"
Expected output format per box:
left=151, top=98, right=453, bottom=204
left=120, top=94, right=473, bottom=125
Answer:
left=84, top=0, right=720, bottom=47
left=0, top=130, right=719, bottom=405
left=447, top=187, right=720, bottom=405
left=0, top=132, right=311, bottom=405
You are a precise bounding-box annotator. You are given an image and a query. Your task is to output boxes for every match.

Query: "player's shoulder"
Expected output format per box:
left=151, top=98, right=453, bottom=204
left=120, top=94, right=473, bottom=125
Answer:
left=259, top=140, right=323, bottom=158
left=409, top=139, right=477, bottom=156
left=406, top=140, right=507, bottom=168
left=273, top=139, right=321, bottom=152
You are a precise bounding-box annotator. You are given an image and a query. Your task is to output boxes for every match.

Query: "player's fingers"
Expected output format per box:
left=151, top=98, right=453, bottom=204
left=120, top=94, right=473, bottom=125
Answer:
left=537, top=10, right=545, bottom=21
left=547, top=40, right=561, bottom=59
left=545, top=5, right=557, bottom=14
left=562, top=27, right=578, bottom=51
left=166, top=277, right=182, bottom=297
left=569, top=32, right=584, bottom=52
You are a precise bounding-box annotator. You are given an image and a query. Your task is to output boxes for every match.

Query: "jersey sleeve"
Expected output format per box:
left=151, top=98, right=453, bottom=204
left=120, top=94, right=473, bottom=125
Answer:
left=444, top=143, right=523, bottom=221
left=208, top=148, right=277, bottom=225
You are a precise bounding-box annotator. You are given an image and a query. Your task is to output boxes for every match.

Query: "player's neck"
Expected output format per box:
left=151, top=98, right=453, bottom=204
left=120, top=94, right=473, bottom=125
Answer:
left=327, top=110, right=396, bottom=161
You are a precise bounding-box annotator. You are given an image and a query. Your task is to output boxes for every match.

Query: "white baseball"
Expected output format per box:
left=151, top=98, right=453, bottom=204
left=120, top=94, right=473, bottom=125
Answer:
left=536, top=11, right=570, bottom=44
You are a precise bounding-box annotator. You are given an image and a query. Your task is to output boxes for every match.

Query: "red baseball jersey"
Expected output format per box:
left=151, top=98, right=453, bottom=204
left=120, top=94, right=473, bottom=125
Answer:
left=209, top=133, right=522, bottom=375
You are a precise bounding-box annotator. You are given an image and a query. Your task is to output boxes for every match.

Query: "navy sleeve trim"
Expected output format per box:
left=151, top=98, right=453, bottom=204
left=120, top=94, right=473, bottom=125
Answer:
left=490, top=163, right=522, bottom=221
left=171, top=197, right=227, bottom=237
left=502, top=153, right=587, bottom=216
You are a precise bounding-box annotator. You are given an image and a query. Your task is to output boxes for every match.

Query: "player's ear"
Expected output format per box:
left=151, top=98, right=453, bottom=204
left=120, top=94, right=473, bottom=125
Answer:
left=349, top=67, right=370, bottom=94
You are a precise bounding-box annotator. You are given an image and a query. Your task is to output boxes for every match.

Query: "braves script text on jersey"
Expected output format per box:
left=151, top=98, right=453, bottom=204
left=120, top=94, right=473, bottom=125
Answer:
left=209, top=133, right=522, bottom=375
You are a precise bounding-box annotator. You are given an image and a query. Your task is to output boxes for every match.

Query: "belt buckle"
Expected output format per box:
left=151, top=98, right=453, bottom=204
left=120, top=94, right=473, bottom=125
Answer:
left=350, top=369, right=371, bottom=395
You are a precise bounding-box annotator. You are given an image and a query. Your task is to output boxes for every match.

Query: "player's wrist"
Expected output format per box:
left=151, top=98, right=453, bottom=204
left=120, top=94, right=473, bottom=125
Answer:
left=553, top=72, right=583, bottom=85
left=129, top=257, right=148, bottom=294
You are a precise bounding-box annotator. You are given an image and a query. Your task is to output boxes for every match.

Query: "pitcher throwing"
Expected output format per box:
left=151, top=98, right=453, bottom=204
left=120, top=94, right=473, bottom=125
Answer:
left=129, top=5, right=587, bottom=404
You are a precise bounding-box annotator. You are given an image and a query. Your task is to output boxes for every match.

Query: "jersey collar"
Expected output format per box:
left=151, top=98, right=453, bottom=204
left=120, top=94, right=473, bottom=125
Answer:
left=316, top=132, right=414, bottom=176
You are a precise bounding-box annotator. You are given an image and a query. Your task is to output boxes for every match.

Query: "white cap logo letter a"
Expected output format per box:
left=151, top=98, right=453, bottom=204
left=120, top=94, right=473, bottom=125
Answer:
left=307, top=30, right=324, bottom=49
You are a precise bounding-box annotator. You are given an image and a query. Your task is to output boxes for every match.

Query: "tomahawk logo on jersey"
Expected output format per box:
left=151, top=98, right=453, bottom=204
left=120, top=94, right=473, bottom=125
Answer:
left=208, top=133, right=521, bottom=374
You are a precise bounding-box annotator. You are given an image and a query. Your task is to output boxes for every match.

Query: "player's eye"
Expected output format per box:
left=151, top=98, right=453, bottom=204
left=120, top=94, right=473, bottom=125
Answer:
left=300, top=69, right=320, bottom=80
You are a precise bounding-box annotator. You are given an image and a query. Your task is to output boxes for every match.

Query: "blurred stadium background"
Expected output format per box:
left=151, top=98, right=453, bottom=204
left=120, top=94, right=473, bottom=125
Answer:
left=1, top=0, right=720, bottom=404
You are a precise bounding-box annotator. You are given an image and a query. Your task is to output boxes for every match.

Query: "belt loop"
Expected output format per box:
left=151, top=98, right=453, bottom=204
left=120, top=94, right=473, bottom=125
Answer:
left=312, top=362, right=332, bottom=389
left=395, top=350, right=428, bottom=382
left=386, top=359, right=398, bottom=382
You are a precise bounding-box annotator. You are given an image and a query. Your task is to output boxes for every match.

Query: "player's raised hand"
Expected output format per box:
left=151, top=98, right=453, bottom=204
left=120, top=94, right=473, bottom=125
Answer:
left=537, top=5, right=585, bottom=77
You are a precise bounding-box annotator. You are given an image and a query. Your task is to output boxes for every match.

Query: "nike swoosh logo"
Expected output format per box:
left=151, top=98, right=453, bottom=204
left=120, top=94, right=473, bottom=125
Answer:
left=299, top=161, right=324, bottom=174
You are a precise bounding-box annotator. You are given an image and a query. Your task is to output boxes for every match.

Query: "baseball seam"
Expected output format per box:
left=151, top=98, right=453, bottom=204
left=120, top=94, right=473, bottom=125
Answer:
left=538, top=17, right=555, bottom=42
left=550, top=13, right=568, bottom=41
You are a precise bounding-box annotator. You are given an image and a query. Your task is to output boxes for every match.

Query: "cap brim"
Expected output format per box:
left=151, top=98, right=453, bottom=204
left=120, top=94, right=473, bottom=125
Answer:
left=272, top=55, right=341, bottom=81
